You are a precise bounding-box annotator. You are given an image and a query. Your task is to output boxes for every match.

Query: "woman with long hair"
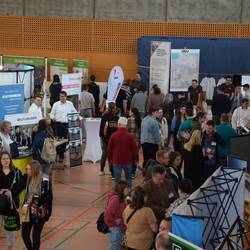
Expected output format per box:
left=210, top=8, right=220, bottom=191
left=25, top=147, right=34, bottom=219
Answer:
left=104, top=181, right=129, bottom=250
left=99, top=102, right=119, bottom=176
left=171, top=105, right=187, bottom=151
left=183, top=130, right=204, bottom=191
left=21, top=160, right=52, bottom=250
left=123, top=186, right=158, bottom=250
left=0, top=152, right=22, bottom=250
left=168, top=151, right=183, bottom=192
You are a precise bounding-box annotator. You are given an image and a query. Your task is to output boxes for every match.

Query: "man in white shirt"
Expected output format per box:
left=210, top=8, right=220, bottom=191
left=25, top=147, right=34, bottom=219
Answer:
left=28, top=96, right=43, bottom=121
left=231, top=98, right=250, bottom=131
left=50, top=91, right=77, bottom=161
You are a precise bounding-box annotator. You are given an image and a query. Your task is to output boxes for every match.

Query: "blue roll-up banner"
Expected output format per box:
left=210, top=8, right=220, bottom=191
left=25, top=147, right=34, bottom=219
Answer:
left=0, top=84, right=24, bottom=119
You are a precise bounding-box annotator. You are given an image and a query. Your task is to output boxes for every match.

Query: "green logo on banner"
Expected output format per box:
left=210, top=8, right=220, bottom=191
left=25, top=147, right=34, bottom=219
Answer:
left=3, top=56, right=45, bottom=66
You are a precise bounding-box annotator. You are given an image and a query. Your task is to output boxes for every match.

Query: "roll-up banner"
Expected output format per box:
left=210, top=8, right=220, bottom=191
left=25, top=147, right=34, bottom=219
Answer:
left=50, top=58, right=68, bottom=81
left=107, top=66, right=124, bottom=103
left=150, top=41, right=171, bottom=94
left=72, top=59, right=89, bottom=82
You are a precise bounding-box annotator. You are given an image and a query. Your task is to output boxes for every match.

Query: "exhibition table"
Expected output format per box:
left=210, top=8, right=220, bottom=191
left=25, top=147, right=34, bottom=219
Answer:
left=83, top=118, right=102, bottom=163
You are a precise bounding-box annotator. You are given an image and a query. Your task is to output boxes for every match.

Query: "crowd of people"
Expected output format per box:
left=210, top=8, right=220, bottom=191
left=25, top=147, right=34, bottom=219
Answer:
left=0, top=72, right=250, bottom=250
left=98, top=74, right=250, bottom=250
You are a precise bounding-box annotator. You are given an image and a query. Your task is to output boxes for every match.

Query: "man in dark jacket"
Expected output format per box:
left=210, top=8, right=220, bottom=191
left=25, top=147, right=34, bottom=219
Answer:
left=88, top=75, right=100, bottom=116
left=212, top=85, right=231, bottom=124
left=202, top=120, right=224, bottom=181
left=143, top=165, right=177, bottom=224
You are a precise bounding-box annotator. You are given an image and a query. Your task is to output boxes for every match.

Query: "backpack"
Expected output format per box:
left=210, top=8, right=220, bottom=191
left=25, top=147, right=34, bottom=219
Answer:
left=96, top=211, right=109, bottom=234
left=40, top=138, right=57, bottom=163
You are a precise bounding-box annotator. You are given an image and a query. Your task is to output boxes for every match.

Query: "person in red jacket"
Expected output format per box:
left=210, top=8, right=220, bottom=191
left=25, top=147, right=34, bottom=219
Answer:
left=108, top=117, right=139, bottom=188
left=104, top=181, right=129, bottom=250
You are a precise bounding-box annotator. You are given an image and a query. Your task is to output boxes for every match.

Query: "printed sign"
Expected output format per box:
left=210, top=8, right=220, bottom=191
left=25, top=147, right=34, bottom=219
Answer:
left=0, top=84, right=24, bottom=119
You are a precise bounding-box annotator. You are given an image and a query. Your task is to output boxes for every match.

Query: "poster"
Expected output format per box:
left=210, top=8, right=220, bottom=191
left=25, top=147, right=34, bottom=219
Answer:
left=61, top=73, right=82, bottom=96
left=0, top=84, right=24, bottom=119
left=170, top=49, right=200, bottom=92
left=3, top=55, right=46, bottom=93
left=50, top=58, right=68, bottom=81
left=150, top=41, right=171, bottom=94
left=72, top=59, right=89, bottom=82
left=67, top=113, right=82, bottom=167
left=107, top=66, right=124, bottom=103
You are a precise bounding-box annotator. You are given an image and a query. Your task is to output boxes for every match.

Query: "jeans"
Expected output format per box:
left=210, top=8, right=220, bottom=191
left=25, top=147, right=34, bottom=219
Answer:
left=0, top=215, right=15, bottom=247
left=22, top=221, right=45, bottom=250
left=54, top=122, right=68, bottom=159
left=109, top=227, right=124, bottom=250
left=141, top=143, right=159, bottom=168
left=100, top=140, right=113, bottom=176
left=113, top=164, right=132, bottom=188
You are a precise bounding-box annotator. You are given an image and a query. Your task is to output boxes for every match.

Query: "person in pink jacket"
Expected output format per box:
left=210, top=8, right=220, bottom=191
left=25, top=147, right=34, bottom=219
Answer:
left=104, top=181, right=129, bottom=250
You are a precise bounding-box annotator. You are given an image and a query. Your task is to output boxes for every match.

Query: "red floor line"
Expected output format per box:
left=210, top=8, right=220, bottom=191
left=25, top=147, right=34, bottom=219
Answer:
left=40, top=188, right=112, bottom=244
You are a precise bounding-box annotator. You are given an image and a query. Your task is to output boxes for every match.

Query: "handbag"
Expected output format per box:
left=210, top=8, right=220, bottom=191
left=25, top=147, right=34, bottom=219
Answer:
left=20, top=203, right=30, bottom=223
left=96, top=211, right=109, bottom=234
left=4, top=191, right=20, bottom=231
left=4, top=209, right=20, bottom=231
left=10, top=142, right=19, bottom=158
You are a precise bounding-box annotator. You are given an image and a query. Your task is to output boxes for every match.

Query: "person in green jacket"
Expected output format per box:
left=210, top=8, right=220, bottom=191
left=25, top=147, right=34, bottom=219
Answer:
left=215, top=113, right=237, bottom=159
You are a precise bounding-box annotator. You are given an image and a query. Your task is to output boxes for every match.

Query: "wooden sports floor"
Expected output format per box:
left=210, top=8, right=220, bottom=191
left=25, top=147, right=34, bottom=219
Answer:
left=0, top=160, right=143, bottom=250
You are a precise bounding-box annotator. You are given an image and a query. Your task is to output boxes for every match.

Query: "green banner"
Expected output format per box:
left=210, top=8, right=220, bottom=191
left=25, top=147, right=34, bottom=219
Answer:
left=3, top=55, right=45, bottom=67
left=72, top=59, right=89, bottom=81
left=50, top=58, right=68, bottom=80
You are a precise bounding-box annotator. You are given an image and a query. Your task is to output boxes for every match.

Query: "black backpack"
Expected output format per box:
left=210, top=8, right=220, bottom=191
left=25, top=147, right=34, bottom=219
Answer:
left=96, top=211, right=109, bottom=234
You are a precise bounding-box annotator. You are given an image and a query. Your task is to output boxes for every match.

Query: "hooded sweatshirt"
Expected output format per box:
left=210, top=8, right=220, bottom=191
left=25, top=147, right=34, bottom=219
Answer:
left=104, top=191, right=126, bottom=228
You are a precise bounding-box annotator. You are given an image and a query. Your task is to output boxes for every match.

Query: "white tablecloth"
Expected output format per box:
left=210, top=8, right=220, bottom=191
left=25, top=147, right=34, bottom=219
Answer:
left=83, top=118, right=102, bottom=163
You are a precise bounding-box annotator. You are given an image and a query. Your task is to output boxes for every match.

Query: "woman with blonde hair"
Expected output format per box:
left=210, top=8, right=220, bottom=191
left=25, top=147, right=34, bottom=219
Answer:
left=183, top=130, right=204, bottom=191
left=21, top=160, right=52, bottom=250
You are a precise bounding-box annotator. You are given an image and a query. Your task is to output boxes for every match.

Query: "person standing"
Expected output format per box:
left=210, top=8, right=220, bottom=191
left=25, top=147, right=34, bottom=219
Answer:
left=231, top=98, right=250, bottom=131
left=99, top=103, right=119, bottom=176
left=130, top=89, right=148, bottom=118
left=21, top=161, right=52, bottom=250
left=32, top=119, right=53, bottom=175
left=216, top=114, right=237, bottom=160
left=130, top=72, right=145, bottom=95
left=143, top=165, right=177, bottom=224
left=183, top=130, right=204, bottom=191
left=28, top=96, right=43, bottom=121
left=50, top=91, right=77, bottom=165
left=49, top=74, right=62, bottom=109
left=212, top=85, right=231, bottom=124
left=108, top=117, right=139, bottom=188
left=88, top=75, right=100, bottom=116
left=202, top=120, right=224, bottom=181
left=0, top=152, right=22, bottom=250
left=104, top=181, right=129, bottom=250
left=0, top=121, right=14, bottom=154
left=123, top=186, right=158, bottom=250
left=147, top=86, right=165, bottom=111
left=187, top=79, right=202, bottom=106
left=141, top=107, right=161, bottom=168
left=79, top=84, right=95, bottom=118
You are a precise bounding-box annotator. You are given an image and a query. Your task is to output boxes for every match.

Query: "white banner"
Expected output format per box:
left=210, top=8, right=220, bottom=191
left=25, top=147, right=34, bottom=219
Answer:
left=107, top=66, right=124, bottom=103
left=5, top=113, right=39, bottom=126
left=170, top=49, right=200, bottom=92
left=62, top=73, right=82, bottom=96
left=150, top=41, right=171, bottom=94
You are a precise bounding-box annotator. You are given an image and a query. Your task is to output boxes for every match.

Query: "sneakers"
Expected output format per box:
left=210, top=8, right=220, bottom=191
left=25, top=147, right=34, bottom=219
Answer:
left=99, top=171, right=105, bottom=176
